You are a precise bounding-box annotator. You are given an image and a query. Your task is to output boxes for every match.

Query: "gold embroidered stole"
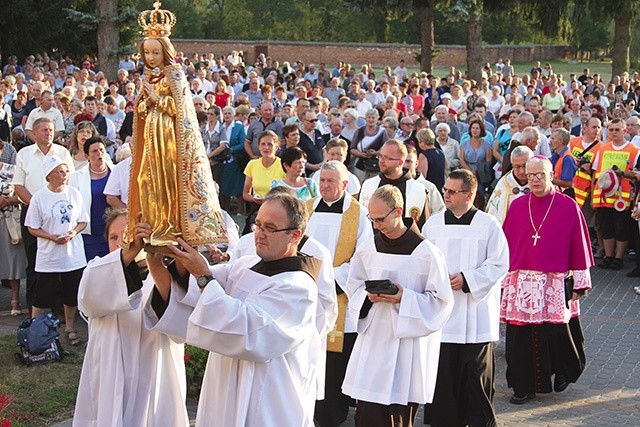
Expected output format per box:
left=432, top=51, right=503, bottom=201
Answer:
left=307, top=196, right=360, bottom=352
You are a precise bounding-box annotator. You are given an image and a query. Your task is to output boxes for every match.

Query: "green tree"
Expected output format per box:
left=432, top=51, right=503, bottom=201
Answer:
left=346, top=0, right=439, bottom=73
left=0, top=0, right=95, bottom=64
left=570, top=7, right=612, bottom=59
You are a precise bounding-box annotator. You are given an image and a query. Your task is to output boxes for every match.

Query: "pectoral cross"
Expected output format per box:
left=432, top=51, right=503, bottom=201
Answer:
left=532, top=232, right=540, bottom=246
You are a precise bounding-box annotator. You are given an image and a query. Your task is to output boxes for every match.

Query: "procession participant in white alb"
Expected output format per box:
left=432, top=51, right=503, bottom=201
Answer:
left=342, top=185, right=454, bottom=427
left=73, top=210, right=189, bottom=427
left=145, top=191, right=324, bottom=427
left=359, top=139, right=429, bottom=227
left=305, top=161, right=373, bottom=427
left=229, top=186, right=338, bottom=401
left=485, top=145, right=533, bottom=223
left=422, top=169, right=509, bottom=427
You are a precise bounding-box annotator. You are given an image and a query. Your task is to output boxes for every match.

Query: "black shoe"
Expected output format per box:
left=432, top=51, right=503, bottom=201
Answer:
left=627, top=268, right=640, bottom=278
left=554, top=374, right=570, bottom=392
left=510, top=392, right=536, bottom=404
left=598, top=257, right=614, bottom=269
left=611, top=258, right=624, bottom=270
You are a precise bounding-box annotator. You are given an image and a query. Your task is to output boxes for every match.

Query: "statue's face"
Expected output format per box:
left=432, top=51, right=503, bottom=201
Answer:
left=144, top=39, right=163, bottom=69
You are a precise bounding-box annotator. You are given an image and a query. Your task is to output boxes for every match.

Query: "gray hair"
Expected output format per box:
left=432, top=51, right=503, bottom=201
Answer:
left=71, top=98, right=84, bottom=111
left=320, top=160, right=349, bottom=182
left=520, top=126, right=540, bottom=144
left=435, top=122, right=451, bottom=134
left=382, top=116, right=398, bottom=130
left=510, top=145, right=534, bottom=161
left=551, top=128, right=570, bottom=145
left=526, top=156, right=552, bottom=173
left=343, top=108, right=358, bottom=120
left=365, top=108, right=379, bottom=119
left=519, top=111, right=535, bottom=125
left=222, top=106, right=235, bottom=115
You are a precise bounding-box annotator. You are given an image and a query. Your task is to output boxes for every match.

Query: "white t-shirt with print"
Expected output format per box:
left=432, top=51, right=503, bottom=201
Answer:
left=25, top=185, right=89, bottom=273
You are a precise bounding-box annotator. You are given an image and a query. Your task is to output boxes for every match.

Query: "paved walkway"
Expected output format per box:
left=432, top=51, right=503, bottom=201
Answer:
left=3, top=252, right=639, bottom=426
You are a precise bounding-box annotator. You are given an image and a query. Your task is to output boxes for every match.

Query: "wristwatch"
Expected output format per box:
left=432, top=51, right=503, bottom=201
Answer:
left=197, top=274, right=214, bottom=289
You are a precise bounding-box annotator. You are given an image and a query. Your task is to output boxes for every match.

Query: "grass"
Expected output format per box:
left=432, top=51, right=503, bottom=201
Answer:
left=0, top=334, right=84, bottom=427
left=376, top=59, right=616, bottom=83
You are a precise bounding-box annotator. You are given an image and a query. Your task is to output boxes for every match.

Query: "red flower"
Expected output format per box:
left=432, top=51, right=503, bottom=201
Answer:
left=0, top=395, right=8, bottom=411
left=1, top=417, right=11, bottom=427
left=184, top=354, right=191, bottom=362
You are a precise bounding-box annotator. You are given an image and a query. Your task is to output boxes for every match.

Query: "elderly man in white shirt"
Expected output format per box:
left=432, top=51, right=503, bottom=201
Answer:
left=24, top=91, right=65, bottom=143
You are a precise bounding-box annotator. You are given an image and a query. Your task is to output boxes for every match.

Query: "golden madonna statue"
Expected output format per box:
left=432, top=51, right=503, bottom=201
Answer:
left=125, top=1, right=227, bottom=249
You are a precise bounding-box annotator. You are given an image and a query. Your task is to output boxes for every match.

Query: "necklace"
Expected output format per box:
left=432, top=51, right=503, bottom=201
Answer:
left=528, top=191, right=556, bottom=246
left=89, top=165, right=108, bottom=176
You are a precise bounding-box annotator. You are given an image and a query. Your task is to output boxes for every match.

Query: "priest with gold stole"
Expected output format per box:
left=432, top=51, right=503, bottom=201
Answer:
left=305, top=161, right=373, bottom=427
left=125, top=1, right=227, bottom=250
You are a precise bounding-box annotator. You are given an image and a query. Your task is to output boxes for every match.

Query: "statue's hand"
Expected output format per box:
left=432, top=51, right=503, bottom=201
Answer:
left=143, top=82, right=158, bottom=105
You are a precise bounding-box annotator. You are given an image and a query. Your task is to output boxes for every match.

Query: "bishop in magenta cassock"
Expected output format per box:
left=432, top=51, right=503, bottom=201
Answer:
left=501, top=155, right=594, bottom=404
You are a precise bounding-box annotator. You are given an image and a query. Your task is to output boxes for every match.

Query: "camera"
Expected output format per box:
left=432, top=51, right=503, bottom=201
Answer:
left=576, top=156, right=591, bottom=166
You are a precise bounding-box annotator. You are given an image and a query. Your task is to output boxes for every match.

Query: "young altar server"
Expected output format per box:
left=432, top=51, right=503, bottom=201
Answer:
left=342, top=185, right=454, bottom=426
left=73, top=209, right=189, bottom=427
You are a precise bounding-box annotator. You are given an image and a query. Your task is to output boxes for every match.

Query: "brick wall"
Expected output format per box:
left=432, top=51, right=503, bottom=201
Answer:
left=172, top=39, right=571, bottom=69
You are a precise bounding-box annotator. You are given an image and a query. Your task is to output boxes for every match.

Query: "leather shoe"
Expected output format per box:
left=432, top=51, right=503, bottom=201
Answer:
left=611, top=258, right=624, bottom=270
left=554, top=374, right=570, bottom=392
left=597, top=257, right=613, bottom=269
left=510, top=392, right=535, bottom=404
left=626, top=268, right=640, bottom=278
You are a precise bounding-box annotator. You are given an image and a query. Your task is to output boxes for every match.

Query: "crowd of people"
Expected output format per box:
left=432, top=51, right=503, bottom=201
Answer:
left=0, top=46, right=637, bottom=426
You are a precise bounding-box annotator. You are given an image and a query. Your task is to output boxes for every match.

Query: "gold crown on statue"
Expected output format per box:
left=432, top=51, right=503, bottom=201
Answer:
left=138, top=1, right=176, bottom=38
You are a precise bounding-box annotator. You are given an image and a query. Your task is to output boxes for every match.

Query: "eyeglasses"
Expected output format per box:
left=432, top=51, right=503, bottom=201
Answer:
left=379, top=154, right=401, bottom=162
left=525, top=172, right=547, bottom=181
left=367, top=207, right=397, bottom=223
left=442, top=187, right=469, bottom=195
left=608, top=128, right=623, bottom=132
left=251, top=223, right=297, bottom=235
left=305, top=118, right=318, bottom=123
left=401, top=122, right=414, bottom=126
